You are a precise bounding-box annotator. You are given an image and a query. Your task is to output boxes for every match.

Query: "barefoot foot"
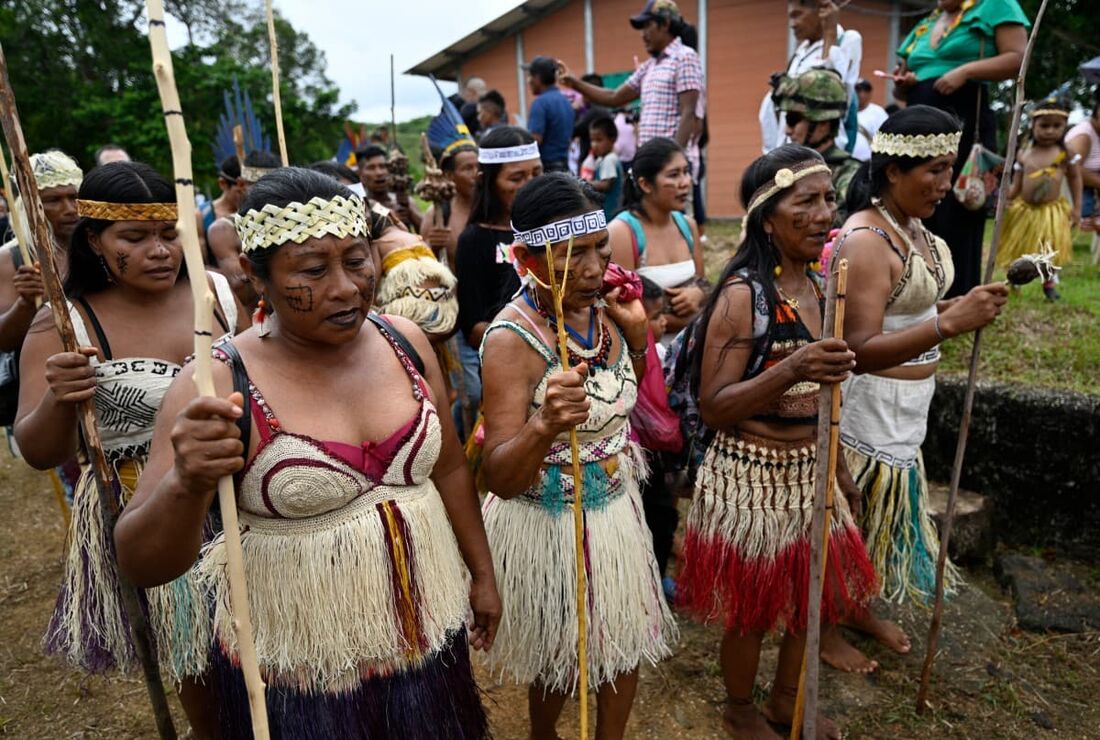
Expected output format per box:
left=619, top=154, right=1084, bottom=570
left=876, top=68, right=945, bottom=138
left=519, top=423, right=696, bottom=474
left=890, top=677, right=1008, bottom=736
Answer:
left=762, top=692, right=841, bottom=740
left=847, top=611, right=911, bottom=654
left=821, top=625, right=878, bottom=673
left=722, top=700, right=781, bottom=739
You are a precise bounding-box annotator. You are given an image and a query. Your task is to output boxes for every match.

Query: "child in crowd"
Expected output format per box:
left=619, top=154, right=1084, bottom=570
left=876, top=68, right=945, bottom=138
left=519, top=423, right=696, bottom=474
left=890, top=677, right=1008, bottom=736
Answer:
left=641, top=275, right=668, bottom=362
left=580, top=116, right=624, bottom=219
left=998, top=98, right=1083, bottom=301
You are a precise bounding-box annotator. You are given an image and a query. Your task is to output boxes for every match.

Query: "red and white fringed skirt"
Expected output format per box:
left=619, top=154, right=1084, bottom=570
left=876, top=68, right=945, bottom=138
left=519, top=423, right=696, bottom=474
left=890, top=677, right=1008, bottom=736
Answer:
left=678, top=431, right=877, bottom=634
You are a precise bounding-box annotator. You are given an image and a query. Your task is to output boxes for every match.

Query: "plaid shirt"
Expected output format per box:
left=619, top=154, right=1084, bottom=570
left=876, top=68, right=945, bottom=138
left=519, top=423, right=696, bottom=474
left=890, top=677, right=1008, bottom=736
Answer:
left=627, top=38, right=705, bottom=175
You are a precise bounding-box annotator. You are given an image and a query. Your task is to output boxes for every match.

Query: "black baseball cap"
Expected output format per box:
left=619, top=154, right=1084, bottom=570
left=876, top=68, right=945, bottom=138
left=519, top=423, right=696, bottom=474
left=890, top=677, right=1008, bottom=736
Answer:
left=630, top=0, right=681, bottom=29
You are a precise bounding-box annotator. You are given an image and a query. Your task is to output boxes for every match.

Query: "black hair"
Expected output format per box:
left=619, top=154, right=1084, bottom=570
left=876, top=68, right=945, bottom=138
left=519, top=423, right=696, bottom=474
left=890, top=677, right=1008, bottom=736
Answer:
left=580, top=73, right=604, bottom=87
left=308, top=160, right=359, bottom=185
left=470, top=126, right=537, bottom=225
left=640, top=275, right=663, bottom=303
left=845, top=104, right=962, bottom=216
left=528, top=62, right=556, bottom=87
left=93, top=143, right=127, bottom=165
left=478, top=89, right=506, bottom=113
left=855, top=79, right=873, bottom=93
left=244, top=150, right=283, bottom=169
left=589, top=115, right=618, bottom=142
left=238, top=167, right=353, bottom=280
left=1027, top=98, right=1073, bottom=151
left=66, top=161, right=177, bottom=298
left=440, top=143, right=478, bottom=173
left=355, top=143, right=388, bottom=163
left=511, top=173, right=601, bottom=254
left=218, top=155, right=240, bottom=180
left=621, top=136, right=686, bottom=212
left=691, top=144, right=826, bottom=387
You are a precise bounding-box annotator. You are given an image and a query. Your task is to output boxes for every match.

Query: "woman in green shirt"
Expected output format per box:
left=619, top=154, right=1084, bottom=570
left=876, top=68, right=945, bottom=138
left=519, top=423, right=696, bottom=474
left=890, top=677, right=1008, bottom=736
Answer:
left=894, top=0, right=1029, bottom=298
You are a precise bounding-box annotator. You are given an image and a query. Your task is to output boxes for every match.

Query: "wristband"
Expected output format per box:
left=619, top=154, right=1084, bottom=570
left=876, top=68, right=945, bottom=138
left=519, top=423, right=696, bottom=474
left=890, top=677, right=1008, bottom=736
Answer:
left=627, top=344, right=647, bottom=361
left=933, top=315, right=945, bottom=341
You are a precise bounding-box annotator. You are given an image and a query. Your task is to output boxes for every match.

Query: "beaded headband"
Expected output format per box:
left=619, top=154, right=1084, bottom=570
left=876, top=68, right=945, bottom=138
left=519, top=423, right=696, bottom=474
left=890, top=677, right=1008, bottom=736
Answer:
left=1030, top=108, right=1069, bottom=118
left=512, top=209, right=607, bottom=247
left=871, top=130, right=962, bottom=158
left=478, top=142, right=540, bottom=165
left=77, top=199, right=179, bottom=221
left=240, top=165, right=278, bottom=183
left=443, top=138, right=478, bottom=157
left=744, top=162, right=831, bottom=219
left=234, top=194, right=368, bottom=253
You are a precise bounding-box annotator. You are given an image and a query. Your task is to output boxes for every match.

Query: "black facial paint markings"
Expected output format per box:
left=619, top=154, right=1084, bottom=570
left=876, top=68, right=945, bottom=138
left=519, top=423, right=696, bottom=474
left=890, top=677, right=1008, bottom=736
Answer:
left=116, top=252, right=129, bottom=276
left=285, top=285, right=314, bottom=312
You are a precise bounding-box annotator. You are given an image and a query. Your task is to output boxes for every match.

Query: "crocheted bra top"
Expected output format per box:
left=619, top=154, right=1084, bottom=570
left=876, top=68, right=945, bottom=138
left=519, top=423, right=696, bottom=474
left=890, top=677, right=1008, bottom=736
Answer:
left=216, top=322, right=441, bottom=520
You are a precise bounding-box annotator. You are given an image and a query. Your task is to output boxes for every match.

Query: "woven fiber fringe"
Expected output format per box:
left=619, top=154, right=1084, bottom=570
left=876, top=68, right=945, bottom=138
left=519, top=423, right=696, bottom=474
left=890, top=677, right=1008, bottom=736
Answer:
left=482, top=478, right=677, bottom=694
left=377, top=249, right=459, bottom=335
left=44, top=462, right=211, bottom=680
left=677, top=432, right=877, bottom=634
left=210, top=628, right=488, bottom=740
left=845, top=446, right=960, bottom=605
left=996, top=196, right=1073, bottom=269
left=200, top=485, right=469, bottom=694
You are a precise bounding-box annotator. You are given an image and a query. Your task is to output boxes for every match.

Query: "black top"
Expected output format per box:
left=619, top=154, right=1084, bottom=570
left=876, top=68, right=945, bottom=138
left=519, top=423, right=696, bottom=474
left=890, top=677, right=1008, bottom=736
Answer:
left=455, top=223, right=519, bottom=339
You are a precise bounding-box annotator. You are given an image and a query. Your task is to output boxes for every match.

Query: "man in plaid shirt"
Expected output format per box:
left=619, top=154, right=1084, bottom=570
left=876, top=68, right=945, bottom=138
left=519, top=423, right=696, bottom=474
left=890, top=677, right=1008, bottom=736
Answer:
left=560, top=0, right=705, bottom=178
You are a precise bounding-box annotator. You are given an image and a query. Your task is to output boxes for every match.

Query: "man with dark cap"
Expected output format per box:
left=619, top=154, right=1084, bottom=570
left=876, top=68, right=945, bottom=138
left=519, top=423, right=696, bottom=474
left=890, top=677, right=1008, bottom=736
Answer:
left=525, top=56, right=575, bottom=172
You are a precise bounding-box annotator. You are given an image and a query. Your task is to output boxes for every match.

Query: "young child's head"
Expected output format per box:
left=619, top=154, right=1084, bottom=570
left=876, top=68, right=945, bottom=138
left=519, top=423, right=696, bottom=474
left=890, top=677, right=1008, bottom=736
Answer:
left=1029, top=98, right=1070, bottom=147
left=589, top=116, right=619, bottom=157
left=640, top=275, right=667, bottom=338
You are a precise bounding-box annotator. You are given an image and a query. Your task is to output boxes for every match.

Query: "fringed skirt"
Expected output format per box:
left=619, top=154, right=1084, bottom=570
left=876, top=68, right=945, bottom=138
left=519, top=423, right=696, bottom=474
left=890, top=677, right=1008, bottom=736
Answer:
left=198, top=482, right=487, bottom=738
left=678, top=432, right=876, bottom=634
left=996, top=196, right=1073, bottom=269
left=482, top=444, right=677, bottom=693
left=44, top=459, right=212, bottom=681
left=377, top=246, right=459, bottom=335
left=840, top=372, right=960, bottom=604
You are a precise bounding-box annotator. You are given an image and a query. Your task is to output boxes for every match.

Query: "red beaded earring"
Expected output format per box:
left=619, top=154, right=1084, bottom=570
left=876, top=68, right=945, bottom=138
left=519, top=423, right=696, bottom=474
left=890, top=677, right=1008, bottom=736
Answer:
left=253, top=297, right=270, bottom=338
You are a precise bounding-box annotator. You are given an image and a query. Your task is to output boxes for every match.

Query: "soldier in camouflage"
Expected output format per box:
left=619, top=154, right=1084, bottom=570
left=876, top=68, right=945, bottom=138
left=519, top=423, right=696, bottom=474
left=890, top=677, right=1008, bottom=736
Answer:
left=772, top=68, right=861, bottom=223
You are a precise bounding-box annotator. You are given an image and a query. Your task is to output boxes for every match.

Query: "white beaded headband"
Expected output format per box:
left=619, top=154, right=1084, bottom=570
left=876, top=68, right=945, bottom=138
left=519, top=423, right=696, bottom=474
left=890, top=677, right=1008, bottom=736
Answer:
left=478, top=142, right=540, bottom=165
left=744, top=162, right=831, bottom=219
left=234, top=194, right=368, bottom=253
left=871, top=131, right=962, bottom=158
left=240, top=165, right=278, bottom=183
left=512, top=209, right=607, bottom=247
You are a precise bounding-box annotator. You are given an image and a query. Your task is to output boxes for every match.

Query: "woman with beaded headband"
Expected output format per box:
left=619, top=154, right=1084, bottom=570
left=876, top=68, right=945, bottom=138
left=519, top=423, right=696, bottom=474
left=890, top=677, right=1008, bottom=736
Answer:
left=113, top=167, right=499, bottom=738
left=830, top=105, right=1007, bottom=642
left=13, top=161, right=248, bottom=734
left=677, top=145, right=878, bottom=738
left=478, top=173, right=676, bottom=740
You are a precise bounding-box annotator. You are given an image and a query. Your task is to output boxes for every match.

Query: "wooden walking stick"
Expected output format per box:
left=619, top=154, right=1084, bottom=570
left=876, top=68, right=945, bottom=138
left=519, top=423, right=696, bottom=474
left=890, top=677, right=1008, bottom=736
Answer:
left=144, top=2, right=271, bottom=737
left=266, top=0, right=288, bottom=166
left=0, top=142, right=33, bottom=266
left=791, top=259, right=849, bottom=740
left=915, top=0, right=1052, bottom=713
left=544, top=237, right=590, bottom=739
left=0, top=41, right=178, bottom=740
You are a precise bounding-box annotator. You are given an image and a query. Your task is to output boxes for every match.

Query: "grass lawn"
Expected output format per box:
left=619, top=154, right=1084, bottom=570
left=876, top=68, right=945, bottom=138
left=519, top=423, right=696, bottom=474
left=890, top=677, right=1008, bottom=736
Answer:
left=702, top=220, right=1100, bottom=395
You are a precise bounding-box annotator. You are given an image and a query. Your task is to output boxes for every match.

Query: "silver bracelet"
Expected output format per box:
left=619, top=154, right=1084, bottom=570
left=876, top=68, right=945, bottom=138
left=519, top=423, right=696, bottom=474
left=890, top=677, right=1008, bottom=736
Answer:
left=933, top=315, right=945, bottom=341
left=627, top=345, right=647, bottom=361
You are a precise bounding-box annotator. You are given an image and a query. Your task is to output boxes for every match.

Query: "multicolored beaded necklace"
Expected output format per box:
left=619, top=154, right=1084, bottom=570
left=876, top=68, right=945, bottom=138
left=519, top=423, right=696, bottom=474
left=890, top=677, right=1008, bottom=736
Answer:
left=522, top=287, right=613, bottom=369
left=904, top=0, right=977, bottom=55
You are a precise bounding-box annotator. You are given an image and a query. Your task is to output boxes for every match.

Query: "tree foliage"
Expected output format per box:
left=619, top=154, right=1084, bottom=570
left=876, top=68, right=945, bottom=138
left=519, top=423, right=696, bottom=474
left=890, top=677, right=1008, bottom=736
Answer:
left=0, top=0, right=355, bottom=195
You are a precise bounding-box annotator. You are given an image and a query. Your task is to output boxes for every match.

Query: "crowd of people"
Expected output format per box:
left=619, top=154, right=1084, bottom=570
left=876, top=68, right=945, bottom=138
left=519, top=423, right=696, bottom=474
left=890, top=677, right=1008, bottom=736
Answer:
left=0, top=0, right=1095, bottom=738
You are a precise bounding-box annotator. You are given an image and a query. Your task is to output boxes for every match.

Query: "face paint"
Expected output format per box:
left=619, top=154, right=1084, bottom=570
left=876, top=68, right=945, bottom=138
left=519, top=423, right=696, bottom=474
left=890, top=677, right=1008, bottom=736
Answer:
left=115, top=252, right=129, bottom=275
left=791, top=211, right=811, bottom=229
left=284, top=284, right=314, bottom=312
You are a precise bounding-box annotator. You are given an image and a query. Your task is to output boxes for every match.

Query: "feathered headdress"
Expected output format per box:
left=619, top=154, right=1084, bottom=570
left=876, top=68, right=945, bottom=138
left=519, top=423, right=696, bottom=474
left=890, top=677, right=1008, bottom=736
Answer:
left=212, top=76, right=270, bottom=166
left=427, top=74, right=477, bottom=161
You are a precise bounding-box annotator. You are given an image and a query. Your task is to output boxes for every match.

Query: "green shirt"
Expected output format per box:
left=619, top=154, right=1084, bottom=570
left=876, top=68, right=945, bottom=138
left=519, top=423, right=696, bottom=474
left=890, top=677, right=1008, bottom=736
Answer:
left=898, top=0, right=1030, bottom=82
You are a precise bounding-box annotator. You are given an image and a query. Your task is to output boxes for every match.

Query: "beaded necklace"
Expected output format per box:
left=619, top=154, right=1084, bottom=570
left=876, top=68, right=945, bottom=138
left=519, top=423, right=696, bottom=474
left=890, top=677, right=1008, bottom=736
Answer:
left=905, top=0, right=977, bottom=55
left=522, top=288, right=613, bottom=369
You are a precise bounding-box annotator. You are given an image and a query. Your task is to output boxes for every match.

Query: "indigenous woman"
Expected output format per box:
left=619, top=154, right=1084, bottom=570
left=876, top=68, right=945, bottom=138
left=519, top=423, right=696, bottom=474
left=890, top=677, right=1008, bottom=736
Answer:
left=454, top=126, right=542, bottom=411
left=479, top=173, right=675, bottom=740
left=677, top=145, right=877, bottom=737
left=113, top=168, right=499, bottom=738
left=834, top=105, right=1006, bottom=610
left=13, top=161, right=247, bottom=732
left=893, top=0, right=1029, bottom=297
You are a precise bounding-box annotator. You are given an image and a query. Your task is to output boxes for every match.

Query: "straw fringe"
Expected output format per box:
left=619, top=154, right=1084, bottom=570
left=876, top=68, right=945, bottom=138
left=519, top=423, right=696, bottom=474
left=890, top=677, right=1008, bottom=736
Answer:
left=376, top=250, right=458, bottom=335
left=200, top=483, right=469, bottom=694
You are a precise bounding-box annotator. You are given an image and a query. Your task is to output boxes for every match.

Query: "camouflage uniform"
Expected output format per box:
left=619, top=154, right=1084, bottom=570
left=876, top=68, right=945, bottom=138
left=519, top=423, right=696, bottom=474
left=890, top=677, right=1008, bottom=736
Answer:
left=772, top=68, right=860, bottom=222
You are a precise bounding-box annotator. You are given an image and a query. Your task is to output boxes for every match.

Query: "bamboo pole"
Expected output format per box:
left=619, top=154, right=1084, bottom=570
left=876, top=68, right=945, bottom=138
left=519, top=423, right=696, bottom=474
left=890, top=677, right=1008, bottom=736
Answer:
left=265, top=0, right=288, bottom=166
left=915, top=0, right=1052, bottom=713
left=0, top=40, right=177, bottom=740
left=144, top=3, right=270, bottom=736
left=791, top=259, right=848, bottom=740
left=544, top=238, right=589, bottom=739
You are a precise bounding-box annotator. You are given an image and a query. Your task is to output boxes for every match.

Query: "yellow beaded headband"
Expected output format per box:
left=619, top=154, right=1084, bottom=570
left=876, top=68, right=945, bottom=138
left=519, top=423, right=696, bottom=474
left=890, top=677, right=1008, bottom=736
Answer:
left=744, top=161, right=831, bottom=219
left=77, top=199, right=179, bottom=221
left=871, top=131, right=962, bottom=158
left=234, top=194, right=368, bottom=253
left=1030, top=108, right=1069, bottom=118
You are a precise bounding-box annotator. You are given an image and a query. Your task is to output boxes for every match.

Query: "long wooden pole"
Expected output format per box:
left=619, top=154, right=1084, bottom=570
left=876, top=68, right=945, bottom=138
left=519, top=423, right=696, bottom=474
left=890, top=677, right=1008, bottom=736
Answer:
left=915, top=0, right=1051, bottom=712
left=791, top=259, right=848, bottom=740
left=144, top=3, right=270, bottom=737
left=390, top=53, right=398, bottom=149
left=544, top=238, right=589, bottom=739
left=0, top=41, right=177, bottom=740
left=0, top=143, right=32, bottom=265
left=266, top=0, right=288, bottom=166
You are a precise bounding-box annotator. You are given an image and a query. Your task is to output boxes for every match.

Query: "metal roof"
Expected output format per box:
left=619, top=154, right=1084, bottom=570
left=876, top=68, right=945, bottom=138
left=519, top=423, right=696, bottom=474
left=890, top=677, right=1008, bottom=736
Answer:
left=405, top=0, right=571, bottom=80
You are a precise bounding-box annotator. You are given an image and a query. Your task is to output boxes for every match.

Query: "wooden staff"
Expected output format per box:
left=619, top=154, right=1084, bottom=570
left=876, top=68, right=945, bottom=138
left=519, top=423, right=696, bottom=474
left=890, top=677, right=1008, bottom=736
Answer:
left=790, top=259, right=848, bottom=740
left=144, top=2, right=270, bottom=737
left=0, top=142, right=32, bottom=266
left=233, top=124, right=246, bottom=168
left=0, top=40, right=177, bottom=740
left=916, top=0, right=1052, bottom=712
left=390, top=53, right=398, bottom=148
left=544, top=237, right=589, bottom=739
left=266, top=0, right=288, bottom=166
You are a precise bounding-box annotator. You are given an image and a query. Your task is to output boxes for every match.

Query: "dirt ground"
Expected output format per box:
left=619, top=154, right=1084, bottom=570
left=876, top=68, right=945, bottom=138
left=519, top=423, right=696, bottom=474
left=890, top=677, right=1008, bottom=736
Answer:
left=2, top=446, right=1099, bottom=739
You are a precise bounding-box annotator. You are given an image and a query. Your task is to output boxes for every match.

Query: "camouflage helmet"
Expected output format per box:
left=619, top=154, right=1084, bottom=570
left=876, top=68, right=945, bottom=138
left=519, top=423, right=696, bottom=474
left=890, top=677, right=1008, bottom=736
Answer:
left=772, top=68, right=848, bottom=122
